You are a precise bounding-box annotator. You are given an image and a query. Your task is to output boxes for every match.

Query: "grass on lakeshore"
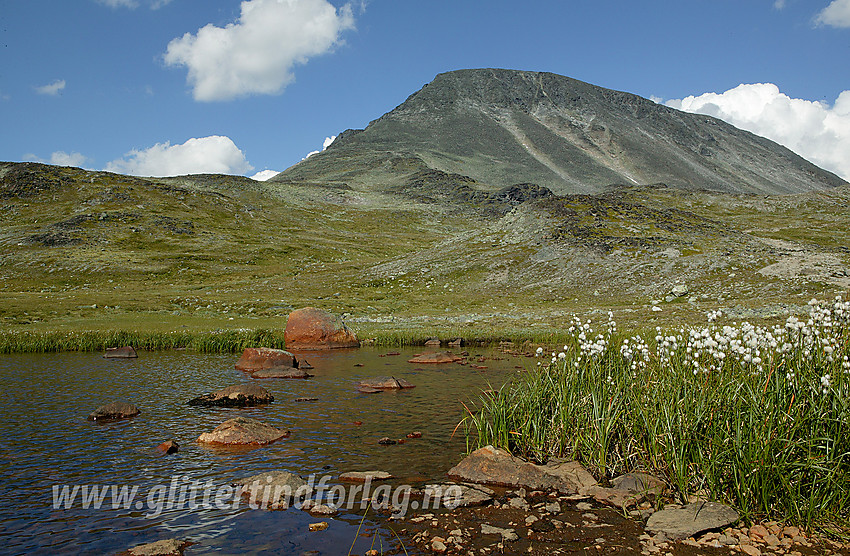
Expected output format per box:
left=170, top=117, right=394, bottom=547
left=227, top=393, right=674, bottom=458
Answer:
left=463, top=300, right=850, bottom=531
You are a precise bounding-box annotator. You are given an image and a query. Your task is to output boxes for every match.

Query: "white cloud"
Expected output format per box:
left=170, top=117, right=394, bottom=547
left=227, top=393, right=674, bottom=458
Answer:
left=105, top=135, right=254, bottom=177
left=815, top=0, right=850, bottom=27
left=25, top=151, right=91, bottom=168
left=666, top=83, right=850, bottom=180
left=302, top=134, right=336, bottom=159
left=251, top=169, right=280, bottom=181
left=164, top=0, right=356, bottom=101
left=774, top=0, right=786, bottom=10
left=35, top=79, right=66, bottom=96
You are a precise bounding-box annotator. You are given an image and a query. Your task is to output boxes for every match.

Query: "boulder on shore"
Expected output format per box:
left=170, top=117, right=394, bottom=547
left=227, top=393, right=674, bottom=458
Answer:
left=356, top=376, right=415, bottom=390
left=103, top=346, right=137, bottom=359
left=197, top=416, right=289, bottom=445
left=235, top=347, right=298, bottom=372
left=408, top=351, right=464, bottom=364
left=188, top=383, right=274, bottom=407
left=88, top=401, right=140, bottom=421
left=284, top=307, right=360, bottom=350
left=252, top=367, right=313, bottom=379
left=645, top=502, right=739, bottom=540
left=447, top=445, right=591, bottom=494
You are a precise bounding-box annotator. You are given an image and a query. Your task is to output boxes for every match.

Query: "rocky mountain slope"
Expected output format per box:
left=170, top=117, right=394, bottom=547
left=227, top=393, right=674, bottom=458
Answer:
left=1, top=69, right=848, bottom=334
left=275, top=69, right=844, bottom=196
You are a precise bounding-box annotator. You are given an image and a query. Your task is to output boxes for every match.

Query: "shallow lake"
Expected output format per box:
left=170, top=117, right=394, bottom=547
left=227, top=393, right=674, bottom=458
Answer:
left=0, top=346, right=532, bottom=555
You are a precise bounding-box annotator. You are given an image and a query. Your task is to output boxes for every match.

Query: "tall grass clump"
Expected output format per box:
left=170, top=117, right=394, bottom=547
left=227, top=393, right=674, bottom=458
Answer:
left=0, top=328, right=286, bottom=353
left=464, top=299, right=850, bottom=528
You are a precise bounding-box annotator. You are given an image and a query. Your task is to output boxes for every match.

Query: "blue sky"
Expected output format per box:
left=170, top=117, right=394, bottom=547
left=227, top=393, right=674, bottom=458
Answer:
left=1, top=0, right=848, bottom=180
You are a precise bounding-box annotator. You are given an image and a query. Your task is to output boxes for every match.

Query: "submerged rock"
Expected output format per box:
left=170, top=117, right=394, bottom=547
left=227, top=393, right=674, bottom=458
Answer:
left=645, top=502, right=739, bottom=540
left=235, top=347, right=298, bottom=372
left=197, top=417, right=289, bottom=445
left=251, top=367, right=313, bottom=379
left=408, top=351, right=463, bottom=364
left=235, top=470, right=312, bottom=508
left=188, top=383, right=274, bottom=407
left=126, top=539, right=189, bottom=556
left=103, top=346, right=137, bottom=359
left=339, top=470, right=394, bottom=482
left=356, top=376, right=415, bottom=390
left=284, top=307, right=360, bottom=350
left=424, top=483, right=494, bottom=508
left=88, top=401, right=140, bottom=421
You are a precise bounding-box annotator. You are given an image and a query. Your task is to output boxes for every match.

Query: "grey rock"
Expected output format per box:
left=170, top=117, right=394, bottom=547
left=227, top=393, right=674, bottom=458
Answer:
left=197, top=416, right=289, bottom=445
left=104, top=346, right=137, bottom=359
left=645, top=502, right=739, bottom=540
left=127, top=539, right=189, bottom=556
left=235, top=470, right=312, bottom=509
left=252, top=367, right=313, bottom=379
left=611, top=472, right=665, bottom=496
left=88, top=401, right=140, bottom=421
left=424, top=483, right=494, bottom=508
left=188, top=383, right=274, bottom=407
left=480, top=524, right=518, bottom=541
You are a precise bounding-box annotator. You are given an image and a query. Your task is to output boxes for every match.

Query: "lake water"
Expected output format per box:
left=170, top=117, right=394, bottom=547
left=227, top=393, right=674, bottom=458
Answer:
left=0, top=347, right=529, bottom=555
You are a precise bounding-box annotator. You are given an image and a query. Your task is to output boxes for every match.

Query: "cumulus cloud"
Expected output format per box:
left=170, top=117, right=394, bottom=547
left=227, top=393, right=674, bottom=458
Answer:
left=302, top=135, right=336, bottom=159
left=815, top=0, right=850, bottom=27
left=105, top=136, right=253, bottom=177
left=35, top=80, right=66, bottom=96
left=164, top=0, right=356, bottom=101
left=25, top=151, right=91, bottom=168
left=251, top=169, right=280, bottom=181
left=774, top=0, right=786, bottom=10
left=665, top=84, right=850, bottom=180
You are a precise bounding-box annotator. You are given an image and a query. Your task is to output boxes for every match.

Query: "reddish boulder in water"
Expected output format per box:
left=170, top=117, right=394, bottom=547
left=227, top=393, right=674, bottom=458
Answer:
left=235, top=347, right=298, bottom=372
left=284, top=307, right=359, bottom=350
left=252, top=367, right=313, bottom=379
left=156, top=440, right=180, bottom=455
left=103, top=346, right=137, bottom=359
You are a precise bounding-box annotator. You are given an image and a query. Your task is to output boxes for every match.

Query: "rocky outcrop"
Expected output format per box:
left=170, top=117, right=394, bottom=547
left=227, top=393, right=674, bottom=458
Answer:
left=103, top=346, right=137, bottom=359
left=284, top=307, right=360, bottom=350
left=88, top=401, right=140, bottom=421
left=645, top=502, right=740, bottom=540
left=356, top=376, right=415, bottom=390
left=197, top=417, right=289, bottom=445
left=235, top=347, right=297, bottom=371
left=188, top=383, right=274, bottom=407
left=251, top=367, right=313, bottom=379
left=408, top=351, right=464, bottom=364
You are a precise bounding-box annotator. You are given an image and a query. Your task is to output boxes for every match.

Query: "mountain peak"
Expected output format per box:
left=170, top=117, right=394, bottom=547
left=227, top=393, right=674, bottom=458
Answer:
left=279, top=69, right=845, bottom=195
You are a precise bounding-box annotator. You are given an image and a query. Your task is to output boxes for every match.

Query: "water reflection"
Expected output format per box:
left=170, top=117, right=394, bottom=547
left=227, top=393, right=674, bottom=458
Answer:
left=0, top=347, right=529, bottom=554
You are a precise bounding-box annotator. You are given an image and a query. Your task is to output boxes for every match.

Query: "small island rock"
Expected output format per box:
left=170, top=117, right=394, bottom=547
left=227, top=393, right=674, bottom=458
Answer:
left=88, top=401, right=140, bottom=421
left=103, top=346, right=137, bottom=359
left=197, top=416, right=289, bottom=445
left=188, top=383, right=274, bottom=407
left=235, top=347, right=298, bottom=371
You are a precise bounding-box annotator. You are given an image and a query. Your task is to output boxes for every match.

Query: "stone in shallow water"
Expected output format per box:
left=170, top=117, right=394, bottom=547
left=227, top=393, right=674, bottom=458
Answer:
left=103, top=346, right=137, bottom=359
left=88, top=401, right=140, bottom=421
left=234, top=470, right=312, bottom=509
left=235, top=347, right=298, bottom=371
left=187, top=383, right=274, bottom=407
left=252, top=367, right=313, bottom=379
left=356, top=376, right=415, bottom=389
left=197, top=416, right=289, bottom=445
left=645, top=502, right=740, bottom=540
left=407, top=351, right=463, bottom=364
left=126, top=539, right=189, bottom=556
left=423, top=483, right=495, bottom=508
left=338, top=470, right=394, bottom=482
